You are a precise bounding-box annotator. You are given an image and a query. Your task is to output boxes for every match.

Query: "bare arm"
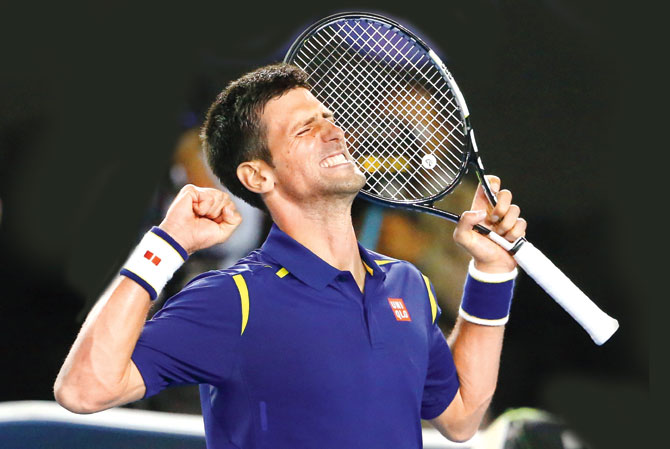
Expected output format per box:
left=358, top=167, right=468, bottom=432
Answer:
left=430, top=176, right=526, bottom=442
left=54, top=278, right=152, bottom=413
left=430, top=318, right=504, bottom=441
left=54, top=185, right=241, bottom=413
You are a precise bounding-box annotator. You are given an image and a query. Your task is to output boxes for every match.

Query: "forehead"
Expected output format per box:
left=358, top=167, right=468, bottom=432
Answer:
left=261, top=88, right=326, bottom=132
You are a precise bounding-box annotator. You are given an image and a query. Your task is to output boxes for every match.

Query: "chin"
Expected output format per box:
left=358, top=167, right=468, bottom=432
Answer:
left=308, top=168, right=367, bottom=199
left=320, top=177, right=366, bottom=198
left=340, top=171, right=367, bottom=194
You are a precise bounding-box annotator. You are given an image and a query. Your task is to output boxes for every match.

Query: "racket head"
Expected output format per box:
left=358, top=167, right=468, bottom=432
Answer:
left=284, top=12, right=474, bottom=206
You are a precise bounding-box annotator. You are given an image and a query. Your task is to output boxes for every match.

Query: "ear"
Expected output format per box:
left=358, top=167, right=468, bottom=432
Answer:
left=237, top=160, right=275, bottom=194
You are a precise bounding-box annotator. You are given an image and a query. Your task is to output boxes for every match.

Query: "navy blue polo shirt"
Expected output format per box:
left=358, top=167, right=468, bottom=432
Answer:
left=131, top=224, right=459, bottom=449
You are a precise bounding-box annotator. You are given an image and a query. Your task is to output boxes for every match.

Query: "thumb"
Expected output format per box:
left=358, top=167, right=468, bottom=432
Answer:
left=220, top=203, right=243, bottom=228
left=208, top=204, right=242, bottom=246
left=459, top=209, right=488, bottom=229
left=453, top=209, right=487, bottom=245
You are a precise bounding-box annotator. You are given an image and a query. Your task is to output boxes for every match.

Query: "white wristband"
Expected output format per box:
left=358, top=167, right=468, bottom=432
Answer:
left=468, top=259, right=518, bottom=283
left=458, top=308, right=510, bottom=326
left=120, top=227, right=188, bottom=300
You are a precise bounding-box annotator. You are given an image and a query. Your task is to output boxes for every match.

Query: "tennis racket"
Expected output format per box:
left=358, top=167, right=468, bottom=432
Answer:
left=284, top=12, right=619, bottom=345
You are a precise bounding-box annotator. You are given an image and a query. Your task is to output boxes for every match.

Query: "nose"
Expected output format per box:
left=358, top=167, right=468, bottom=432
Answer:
left=322, top=119, right=345, bottom=143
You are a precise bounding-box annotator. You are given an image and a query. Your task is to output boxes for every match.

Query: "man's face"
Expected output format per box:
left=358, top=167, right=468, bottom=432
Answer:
left=261, top=88, right=366, bottom=203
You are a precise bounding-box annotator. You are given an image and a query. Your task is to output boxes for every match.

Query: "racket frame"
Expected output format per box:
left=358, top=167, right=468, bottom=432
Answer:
left=284, top=11, right=503, bottom=238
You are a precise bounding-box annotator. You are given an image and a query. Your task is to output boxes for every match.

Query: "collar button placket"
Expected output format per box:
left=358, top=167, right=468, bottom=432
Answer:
left=363, top=275, right=386, bottom=349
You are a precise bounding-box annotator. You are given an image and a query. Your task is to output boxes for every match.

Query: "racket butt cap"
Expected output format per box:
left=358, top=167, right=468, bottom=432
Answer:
left=591, top=317, right=619, bottom=346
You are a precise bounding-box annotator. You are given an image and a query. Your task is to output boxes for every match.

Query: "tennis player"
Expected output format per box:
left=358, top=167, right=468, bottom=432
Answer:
left=55, top=64, right=526, bottom=448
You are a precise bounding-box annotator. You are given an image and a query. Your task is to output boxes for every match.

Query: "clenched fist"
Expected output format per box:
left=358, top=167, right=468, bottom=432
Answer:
left=158, top=184, right=242, bottom=255
left=453, top=176, right=527, bottom=273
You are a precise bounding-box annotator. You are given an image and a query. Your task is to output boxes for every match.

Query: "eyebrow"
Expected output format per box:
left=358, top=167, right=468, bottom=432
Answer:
left=291, top=110, right=335, bottom=134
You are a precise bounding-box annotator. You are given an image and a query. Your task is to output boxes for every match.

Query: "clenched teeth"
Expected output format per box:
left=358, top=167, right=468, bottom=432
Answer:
left=320, top=153, right=349, bottom=168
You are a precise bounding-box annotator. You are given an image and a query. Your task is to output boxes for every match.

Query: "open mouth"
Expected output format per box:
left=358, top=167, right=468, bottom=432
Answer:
left=320, top=153, right=352, bottom=168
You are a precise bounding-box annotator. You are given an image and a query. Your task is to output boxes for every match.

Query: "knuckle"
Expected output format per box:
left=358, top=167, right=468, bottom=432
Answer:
left=508, top=221, right=526, bottom=238
left=492, top=207, right=506, bottom=219
left=495, top=223, right=511, bottom=234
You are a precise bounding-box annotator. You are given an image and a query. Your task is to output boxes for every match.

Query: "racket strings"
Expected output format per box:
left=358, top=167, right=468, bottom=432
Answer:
left=290, top=18, right=468, bottom=201
left=298, top=51, right=443, bottom=197
left=305, top=21, right=466, bottom=142
left=300, top=22, right=465, bottom=157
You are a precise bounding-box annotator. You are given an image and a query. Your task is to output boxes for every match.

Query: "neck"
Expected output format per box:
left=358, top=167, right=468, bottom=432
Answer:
left=269, top=195, right=366, bottom=290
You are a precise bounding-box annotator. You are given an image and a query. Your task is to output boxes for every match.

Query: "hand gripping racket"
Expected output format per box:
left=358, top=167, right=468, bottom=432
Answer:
left=284, top=12, right=619, bottom=345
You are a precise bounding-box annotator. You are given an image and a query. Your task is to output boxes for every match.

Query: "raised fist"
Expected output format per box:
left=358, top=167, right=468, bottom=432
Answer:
left=158, top=184, right=243, bottom=255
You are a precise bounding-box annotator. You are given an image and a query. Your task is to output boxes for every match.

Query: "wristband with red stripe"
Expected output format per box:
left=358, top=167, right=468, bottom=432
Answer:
left=120, top=227, right=188, bottom=300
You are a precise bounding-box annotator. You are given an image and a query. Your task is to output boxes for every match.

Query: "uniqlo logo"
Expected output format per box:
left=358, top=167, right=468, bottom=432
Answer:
left=388, top=298, right=411, bottom=322
left=144, top=250, right=161, bottom=266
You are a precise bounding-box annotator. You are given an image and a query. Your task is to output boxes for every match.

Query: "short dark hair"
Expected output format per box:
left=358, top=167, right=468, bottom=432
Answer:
left=200, top=63, right=310, bottom=211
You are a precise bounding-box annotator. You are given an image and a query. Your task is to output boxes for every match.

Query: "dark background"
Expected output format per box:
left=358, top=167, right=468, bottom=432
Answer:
left=0, top=1, right=651, bottom=448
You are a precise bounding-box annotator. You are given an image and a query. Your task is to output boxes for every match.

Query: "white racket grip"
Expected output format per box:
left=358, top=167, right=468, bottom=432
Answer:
left=512, top=240, right=619, bottom=345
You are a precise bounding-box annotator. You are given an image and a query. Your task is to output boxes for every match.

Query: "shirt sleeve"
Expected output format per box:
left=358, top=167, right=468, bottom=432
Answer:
left=421, top=282, right=460, bottom=420
left=131, top=271, right=244, bottom=398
